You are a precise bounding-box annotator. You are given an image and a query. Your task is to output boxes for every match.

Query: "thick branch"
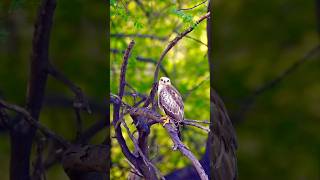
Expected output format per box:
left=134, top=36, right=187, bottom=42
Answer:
left=128, top=107, right=208, bottom=179
left=164, top=121, right=208, bottom=180
left=10, top=0, right=56, bottom=179
left=62, top=145, right=107, bottom=172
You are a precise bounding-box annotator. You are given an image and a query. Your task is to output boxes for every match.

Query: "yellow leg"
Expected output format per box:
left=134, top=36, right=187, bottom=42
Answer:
left=160, top=115, right=170, bottom=126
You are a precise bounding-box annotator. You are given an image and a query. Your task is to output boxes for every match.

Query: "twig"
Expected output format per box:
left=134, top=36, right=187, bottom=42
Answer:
left=235, top=45, right=320, bottom=123
left=144, top=12, right=211, bottom=108
left=253, top=45, right=320, bottom=97
left=177, top=0, right=208, bottom=11
left=47, top=64, right=92, bottom=114
left=185, top=35, right=208, bottom=46
left=0, top=99, right=69, bottom=148
left=134, top=0, right=150, bottom=18
left=183, top=121, right=210, bottom=132
left=184, top=119, right=210, bottom=124
left=110, top=48, right=170, bottom=77
left=111, top=33, right=167, bottom=41
left=183, top=76, right=209, bottom=100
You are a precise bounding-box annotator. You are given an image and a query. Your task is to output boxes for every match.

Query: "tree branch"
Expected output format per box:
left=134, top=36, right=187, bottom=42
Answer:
left=10, top=0, right=56, bottom=179
left=110, top=33, right=167, bottom=41
left=177, top=0, right=208, bottom=11
left=0, top=99, right=69, bottom=147
left=128, top=107, right=209, bottom=179
left=164, top=122, right=208, bottom=180
left=144, top=12, right=211, bottom=108
left=234, top=45, right=320, bottom=123
left=110, top=48, right=170, bottom=77
left=47, top=64, right=92, bottom=114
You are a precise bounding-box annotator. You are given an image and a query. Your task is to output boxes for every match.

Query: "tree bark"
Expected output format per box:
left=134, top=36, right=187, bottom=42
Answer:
left=9, top=0, right=56, bottom=179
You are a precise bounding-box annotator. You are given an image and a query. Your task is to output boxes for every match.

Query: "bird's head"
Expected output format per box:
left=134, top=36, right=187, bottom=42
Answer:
left=159, top=77, right=171, bottom=86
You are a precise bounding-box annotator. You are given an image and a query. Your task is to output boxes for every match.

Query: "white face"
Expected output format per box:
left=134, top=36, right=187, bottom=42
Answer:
left=159, top=77, right=171, bottom=86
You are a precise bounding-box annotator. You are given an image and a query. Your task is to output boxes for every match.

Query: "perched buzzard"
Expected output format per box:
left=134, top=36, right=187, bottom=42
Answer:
left=157, top=77, right=184, bottom=137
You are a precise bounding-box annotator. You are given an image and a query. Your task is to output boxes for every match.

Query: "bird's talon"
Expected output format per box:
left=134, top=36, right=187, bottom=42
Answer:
left=161, top=116, right=170, bottom=126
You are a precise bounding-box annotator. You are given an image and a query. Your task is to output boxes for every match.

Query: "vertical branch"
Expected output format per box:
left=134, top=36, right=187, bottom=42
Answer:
left=32, top=136, right=47, bottom=180
left=112, top=40, right=137, bottom=164
left=9, top=0, right=56, bottom=179
left=113, top=40, right=159, bottom=179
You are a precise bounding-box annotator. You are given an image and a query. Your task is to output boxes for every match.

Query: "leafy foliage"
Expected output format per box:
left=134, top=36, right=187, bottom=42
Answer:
left=110, top=0, right=209, bottom=179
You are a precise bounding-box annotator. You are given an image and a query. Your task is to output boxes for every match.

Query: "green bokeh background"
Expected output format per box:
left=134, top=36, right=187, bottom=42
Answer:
left=110, top=0, right=210, bottom=178
left=0, top=0, right=106, bottom=179
left=214, top=0, right=320, bottom=179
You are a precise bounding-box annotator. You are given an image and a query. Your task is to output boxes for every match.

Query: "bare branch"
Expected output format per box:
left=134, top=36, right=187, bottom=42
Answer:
left=185, top=35, right=208, bottom=46
left=253, top=45, right=320, bottom=97
left=177, top=0, right=208, bottom=11
left=110, top=48, right=170, bottom=77
left=134, top=0, right=151, bottom=18
left=0, top=99, right=69, bottom=147
left=112, top=40, right=140, bottom=169
left=47, top=64, right=92, bottom=114
left=111, top=33, right=167, bottom=41
left=183, top=121, right=210, bottom=132
left=235, top=45, right=320, bottom=123
left=164, top=120, right=208, bottom=180
left=144, top=12, right=211, bottom=108
left=183, top=76, right=209, bottom=100
left=184, top=119, right=210, bottom=124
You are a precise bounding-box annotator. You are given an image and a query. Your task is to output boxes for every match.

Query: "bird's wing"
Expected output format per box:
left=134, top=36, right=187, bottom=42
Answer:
left=159, top=85, right=184, bottom=122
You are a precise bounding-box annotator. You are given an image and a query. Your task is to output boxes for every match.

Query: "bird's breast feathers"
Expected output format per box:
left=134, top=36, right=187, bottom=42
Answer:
left=158, top=85, right=184, bottom=122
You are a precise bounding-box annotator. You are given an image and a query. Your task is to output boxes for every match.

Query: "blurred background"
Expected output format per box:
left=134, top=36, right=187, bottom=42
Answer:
left=0, top=0, right=106, bottom=179
left=110, top=0, right=210, bottom=178
left=214, top=0, right=320, bottom=179
left=1, top=0, right=319, bottom=179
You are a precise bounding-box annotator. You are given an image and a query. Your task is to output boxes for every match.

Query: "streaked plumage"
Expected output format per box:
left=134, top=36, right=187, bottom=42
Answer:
left=158, top=77, right=184, bottom=131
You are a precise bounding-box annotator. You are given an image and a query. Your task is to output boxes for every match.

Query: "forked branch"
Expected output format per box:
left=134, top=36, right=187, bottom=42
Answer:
left=144, top=12, right=211, bottom=108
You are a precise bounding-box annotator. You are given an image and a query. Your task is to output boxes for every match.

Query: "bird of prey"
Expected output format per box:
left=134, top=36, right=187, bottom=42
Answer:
left=157, top=77, right=184, bottom=134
